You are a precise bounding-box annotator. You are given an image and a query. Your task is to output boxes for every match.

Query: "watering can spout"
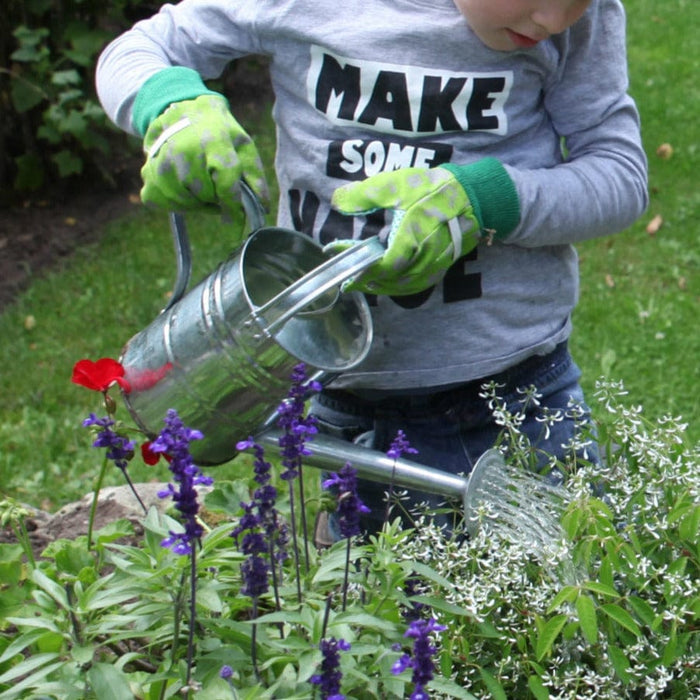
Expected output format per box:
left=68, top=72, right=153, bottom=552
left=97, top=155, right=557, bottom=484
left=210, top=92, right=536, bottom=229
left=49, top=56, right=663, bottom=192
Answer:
left=258, top=427, right=471, bottom=519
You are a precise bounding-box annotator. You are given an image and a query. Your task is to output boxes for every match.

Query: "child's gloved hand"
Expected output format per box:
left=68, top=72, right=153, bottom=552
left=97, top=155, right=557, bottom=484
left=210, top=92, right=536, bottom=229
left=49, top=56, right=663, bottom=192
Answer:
left=327, top=159, right=520, bottom=296
left=141, top=94, right=268, bottom=222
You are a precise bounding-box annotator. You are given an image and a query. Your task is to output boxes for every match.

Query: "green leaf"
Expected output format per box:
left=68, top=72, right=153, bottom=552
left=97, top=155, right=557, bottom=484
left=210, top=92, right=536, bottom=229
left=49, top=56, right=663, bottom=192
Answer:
left=196, top=582, right=223, bottom=613
left=0, top=651, right=61, bottom=684
left=204, top=480, right=250, bottom=514
left=54, top=539, right=95, bottom=576
left=51, top=69, right=81, bottom=87
left=71, top=644, right=94, bottom=665
left=12, top=25, right=49, bottom=49
left=334, top=610, right=398, bottom=633
left=575, top=593, right=598, bottom=645
left=627, top=595, right=656, bottom=628
left=31, top=569, right=69, bottom=608
left=601, top=604, right=642, bottom=637
left=5, top=615, right=60, bottom=632
left=546, top=585, right=578, bottom=613
left=409, top=560, right=455, bottom=589
left=411, top=594, right=477, bottom=618
left=668, top=556, right=688, bottom=577
left=679, top=504, right=699, bottom=541
left=296, top=649, right=321, bottom=684
left=608, top=645, right=631, bottom=683
left=87, top=662, right=135, bottom=700
left=10, top=78, right=46, bottom=113
left=52, top=150, right=83, bottom=177
left=528, top=674, right=550, bottom=700
left=661, top=633, right=679, bottom=666
left=429, top=676, right=479, bottom=699
left=583, top=580, right=619, bottom=599
left=0, top=628, right=54, bottom=664
left=536, top=614, right=568, bottom=661
left=479, top=668, right=507, bottom=700
left=10, top=44, right=49, bottom=63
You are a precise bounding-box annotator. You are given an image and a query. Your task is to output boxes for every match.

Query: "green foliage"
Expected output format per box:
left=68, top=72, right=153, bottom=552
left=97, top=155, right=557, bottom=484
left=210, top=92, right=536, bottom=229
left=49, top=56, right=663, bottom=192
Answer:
left=0, top=383, right=697, bottom=698
left=0, top=1, right=166, bottom=202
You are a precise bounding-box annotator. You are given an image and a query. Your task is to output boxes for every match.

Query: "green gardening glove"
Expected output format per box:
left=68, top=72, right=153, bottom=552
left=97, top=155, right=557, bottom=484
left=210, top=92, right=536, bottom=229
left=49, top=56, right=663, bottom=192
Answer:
left=133, top=67, right=268, bottom=225
left=327, top=159, right=520, bottom=296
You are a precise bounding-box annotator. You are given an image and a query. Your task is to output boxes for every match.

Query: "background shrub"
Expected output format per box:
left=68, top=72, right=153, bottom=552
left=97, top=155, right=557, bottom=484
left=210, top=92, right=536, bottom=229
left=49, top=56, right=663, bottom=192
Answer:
left=0, top=0, right=164, bottom=205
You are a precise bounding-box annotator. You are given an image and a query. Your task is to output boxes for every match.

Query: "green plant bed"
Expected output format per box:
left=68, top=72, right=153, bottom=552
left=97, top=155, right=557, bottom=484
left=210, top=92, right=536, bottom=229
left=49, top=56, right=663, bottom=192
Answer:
left=0, top=377, right=697, bottom=699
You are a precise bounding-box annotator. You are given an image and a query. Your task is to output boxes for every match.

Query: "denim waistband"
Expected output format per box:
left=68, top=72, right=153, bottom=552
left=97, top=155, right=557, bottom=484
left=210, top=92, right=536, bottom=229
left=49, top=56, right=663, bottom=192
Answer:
left=317, top=341, right=571, bottom=418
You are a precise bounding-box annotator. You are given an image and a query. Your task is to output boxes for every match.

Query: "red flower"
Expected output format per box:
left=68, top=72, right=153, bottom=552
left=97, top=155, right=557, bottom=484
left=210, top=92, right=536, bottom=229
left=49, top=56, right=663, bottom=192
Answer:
left=72, top=358, right=131, bottom=393
left=141, top=441, right=172, bottom=465
left=141, top=441, right=161, bottom=465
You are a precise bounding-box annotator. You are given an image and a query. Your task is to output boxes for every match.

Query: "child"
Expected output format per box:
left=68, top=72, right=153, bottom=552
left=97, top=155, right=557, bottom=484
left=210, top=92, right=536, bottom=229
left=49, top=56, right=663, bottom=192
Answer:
left=96, top=0, right=647, bottom=532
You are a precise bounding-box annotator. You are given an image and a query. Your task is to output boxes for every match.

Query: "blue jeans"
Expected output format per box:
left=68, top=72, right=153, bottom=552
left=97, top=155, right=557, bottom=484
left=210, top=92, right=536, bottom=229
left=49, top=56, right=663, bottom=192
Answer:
left=310, top=342, right=599, bottom=533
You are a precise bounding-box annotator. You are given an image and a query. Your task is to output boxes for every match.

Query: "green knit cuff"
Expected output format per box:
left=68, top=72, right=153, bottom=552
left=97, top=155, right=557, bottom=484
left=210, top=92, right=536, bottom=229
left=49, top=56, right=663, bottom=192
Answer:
left=132, top=66, right=220, bottom=136
left=441, top=158, right=520, bottom=239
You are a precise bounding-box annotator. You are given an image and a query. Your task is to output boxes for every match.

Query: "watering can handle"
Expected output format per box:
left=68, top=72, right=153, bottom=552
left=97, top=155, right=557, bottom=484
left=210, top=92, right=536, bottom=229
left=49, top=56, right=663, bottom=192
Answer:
left=164, top=180, right=268, bottom=311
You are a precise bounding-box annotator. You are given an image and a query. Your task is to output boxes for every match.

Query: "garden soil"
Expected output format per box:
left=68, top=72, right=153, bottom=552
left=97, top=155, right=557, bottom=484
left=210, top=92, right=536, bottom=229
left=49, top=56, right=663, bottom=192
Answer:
left=0, top=159, right=144, bottom=312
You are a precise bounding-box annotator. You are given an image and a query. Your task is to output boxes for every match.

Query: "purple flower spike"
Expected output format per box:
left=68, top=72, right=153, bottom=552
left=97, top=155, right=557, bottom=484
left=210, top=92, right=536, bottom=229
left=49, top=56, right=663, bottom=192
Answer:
left=392, top=618, right=447, bottom=700
left=232, top=437, right=290, bottom=598
left=275, top=363, right=319, bottom=481
left=387, top=429, right=419, bottom=460
left=240, top=553, right=270, bottom=598
left=150, top=409, right=210, bottom=556
left=323, top=463, right=371, bottom=538
left=309, top=637, right=351, bottom=700
left=82, top=413, right=136, bottom=471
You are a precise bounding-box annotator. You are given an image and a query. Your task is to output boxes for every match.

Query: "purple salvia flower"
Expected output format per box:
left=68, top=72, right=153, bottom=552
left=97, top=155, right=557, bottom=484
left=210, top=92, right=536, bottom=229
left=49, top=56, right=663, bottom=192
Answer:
left=232, top=436, right=291, bottom=597
left=383, top=430, right=418, bottom=525
left=230, top=502, right=270, bottom=598
left=387, top=429, right=419, bottom=460
left=82, top=413, right=136, bottom=471
left=240, top=553, right=270, bottom=598
left=150, top=409, right=210, bottom=556
left=275, top=363, right=319, bottom=481
left=309, top=637, right=351, bottom=700
left=322, top=463, right=371, bottom=538
left=392, top=618, right=447, bottom=700
left=243, top=440, right=285, bottom=553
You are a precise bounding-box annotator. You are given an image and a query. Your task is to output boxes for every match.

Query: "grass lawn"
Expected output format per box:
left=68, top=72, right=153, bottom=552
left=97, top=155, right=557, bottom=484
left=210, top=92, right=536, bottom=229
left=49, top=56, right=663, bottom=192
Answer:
left=0, top=0, right=697, bottom=510
left=571, top=0, right=699, bottom=435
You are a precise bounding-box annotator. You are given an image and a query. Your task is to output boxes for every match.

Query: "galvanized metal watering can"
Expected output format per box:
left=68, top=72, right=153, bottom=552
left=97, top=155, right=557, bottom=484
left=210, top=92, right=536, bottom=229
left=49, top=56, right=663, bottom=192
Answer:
left=120, top=185, right=383, bottom=465
left=119, top=186, right=568, bottom=540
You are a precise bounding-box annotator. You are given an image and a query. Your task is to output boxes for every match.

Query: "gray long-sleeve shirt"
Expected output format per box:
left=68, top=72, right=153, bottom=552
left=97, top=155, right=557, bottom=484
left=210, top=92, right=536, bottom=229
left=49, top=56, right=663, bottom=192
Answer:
left=97, top=0, right=648, bottom=390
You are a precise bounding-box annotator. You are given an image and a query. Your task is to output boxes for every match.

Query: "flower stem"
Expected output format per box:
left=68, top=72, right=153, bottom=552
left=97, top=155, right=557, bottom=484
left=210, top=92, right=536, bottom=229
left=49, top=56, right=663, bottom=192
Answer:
left=288, top=481, right=303, bottom=605
left=185, top=543, right=197, bottom=687
left=170, top=568, right=188, bottom=665
left=251, top=598, right=261, bottom=682
left=297, top=465, right=310, bottom=574
left=321, top=593, right=333, bottom=638
left=118, top=466, right=148, bottom=514
left=342, top=538, right=352, bottom=612
left=87, top=454, right=109, bottom=549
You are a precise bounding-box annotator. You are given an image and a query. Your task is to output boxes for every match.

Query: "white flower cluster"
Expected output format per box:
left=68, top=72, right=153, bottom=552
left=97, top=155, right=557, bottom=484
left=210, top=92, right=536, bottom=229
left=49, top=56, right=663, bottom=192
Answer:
left=399, top=378, right=699, bottom=699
